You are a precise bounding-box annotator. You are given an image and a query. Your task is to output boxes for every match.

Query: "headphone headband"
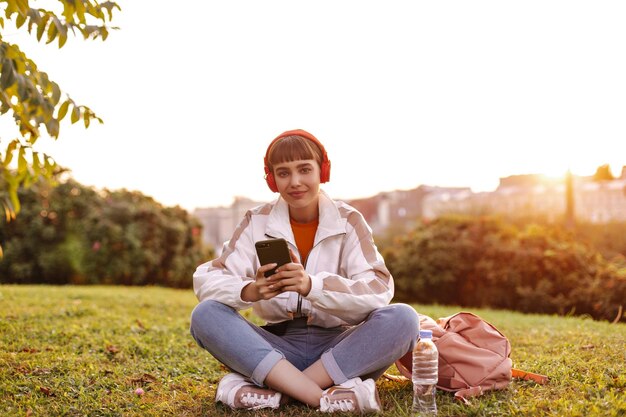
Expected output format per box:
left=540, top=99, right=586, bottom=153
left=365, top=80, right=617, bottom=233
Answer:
left=263, top=129, right=331, bottom=192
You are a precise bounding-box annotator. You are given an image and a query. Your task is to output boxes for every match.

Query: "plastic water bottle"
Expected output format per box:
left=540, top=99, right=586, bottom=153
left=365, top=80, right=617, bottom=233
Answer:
left=411, top=329, right=438, bottom=416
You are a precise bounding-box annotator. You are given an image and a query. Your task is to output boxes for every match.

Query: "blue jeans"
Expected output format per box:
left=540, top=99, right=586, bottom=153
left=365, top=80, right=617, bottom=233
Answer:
left=190, top=300, right=419, bottom=387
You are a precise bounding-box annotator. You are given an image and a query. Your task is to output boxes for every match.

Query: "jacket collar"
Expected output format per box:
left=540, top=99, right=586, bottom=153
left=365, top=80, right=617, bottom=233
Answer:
left=265, top=190, right=346, bottom=245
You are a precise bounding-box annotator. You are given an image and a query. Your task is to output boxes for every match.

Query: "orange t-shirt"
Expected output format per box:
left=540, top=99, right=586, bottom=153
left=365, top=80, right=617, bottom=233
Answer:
left=290, top=217, right=319, bottom=265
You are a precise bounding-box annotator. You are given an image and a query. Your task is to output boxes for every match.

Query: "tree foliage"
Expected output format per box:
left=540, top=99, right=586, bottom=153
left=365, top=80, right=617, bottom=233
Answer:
left=0, top=0, right=120, bottom=256
left=0, top=175, right=213, bottom=287
left=592, top=163, right=615, bottom=181
left=383, top=215, right=626, bottom=322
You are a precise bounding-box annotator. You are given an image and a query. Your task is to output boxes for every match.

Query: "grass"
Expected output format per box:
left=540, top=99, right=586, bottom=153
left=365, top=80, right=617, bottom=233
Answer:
left=0, top=285, right=624, bottom=417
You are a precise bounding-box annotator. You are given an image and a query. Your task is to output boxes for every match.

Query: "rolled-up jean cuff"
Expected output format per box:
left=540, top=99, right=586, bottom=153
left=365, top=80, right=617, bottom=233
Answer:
left=251, top=349, right=285, bottom=387
left=321, top=349, right=348, bottom=385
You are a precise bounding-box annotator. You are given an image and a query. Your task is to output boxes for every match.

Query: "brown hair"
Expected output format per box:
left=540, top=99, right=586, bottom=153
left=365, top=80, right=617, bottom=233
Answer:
left=267, top=135, right=324, bottom=173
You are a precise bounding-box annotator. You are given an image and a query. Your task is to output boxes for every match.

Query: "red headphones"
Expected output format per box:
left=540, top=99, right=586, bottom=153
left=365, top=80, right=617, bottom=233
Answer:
left=263, top=129, right=331, bottom=193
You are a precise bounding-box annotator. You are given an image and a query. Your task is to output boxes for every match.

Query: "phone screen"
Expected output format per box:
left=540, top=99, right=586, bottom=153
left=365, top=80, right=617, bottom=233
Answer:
left=255, top=238, right=291, bottom=278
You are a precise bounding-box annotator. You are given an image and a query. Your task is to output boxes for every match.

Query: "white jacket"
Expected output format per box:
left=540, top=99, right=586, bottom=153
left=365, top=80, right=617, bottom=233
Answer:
left=193, top=191, right=394, bottom=328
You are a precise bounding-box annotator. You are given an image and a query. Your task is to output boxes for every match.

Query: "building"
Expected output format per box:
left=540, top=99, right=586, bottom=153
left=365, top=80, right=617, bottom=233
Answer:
left=576, top=174, right=626, bottom=223
left=422, top=168, right=626, bottom=224
left=192, top=197, right=263, bottom=253
left=193, top=167, right=626, bottom=250
left=349, top=185, right=471, bottom=235
left=192, top=187, right=452, bottom=248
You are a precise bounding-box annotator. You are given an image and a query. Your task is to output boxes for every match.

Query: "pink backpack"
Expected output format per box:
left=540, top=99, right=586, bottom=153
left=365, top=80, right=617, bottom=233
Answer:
left=390, top=312, right=547, bottom=403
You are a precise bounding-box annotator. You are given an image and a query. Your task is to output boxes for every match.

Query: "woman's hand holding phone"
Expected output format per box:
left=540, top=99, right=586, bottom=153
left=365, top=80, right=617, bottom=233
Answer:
left=267, top=249, right=312, bottom=297
left=241, top=263, right=282, bottom=302
left=243, top=239, right=312, bottom=301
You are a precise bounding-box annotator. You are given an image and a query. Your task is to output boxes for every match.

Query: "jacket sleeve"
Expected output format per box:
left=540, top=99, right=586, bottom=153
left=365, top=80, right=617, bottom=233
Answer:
left=304, top=211, right=394, bottom=324
left=192, top=212, right=257, bottom=309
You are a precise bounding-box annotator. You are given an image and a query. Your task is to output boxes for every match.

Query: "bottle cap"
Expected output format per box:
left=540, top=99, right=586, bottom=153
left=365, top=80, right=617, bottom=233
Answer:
left=419, top=329, right=433, bottom=339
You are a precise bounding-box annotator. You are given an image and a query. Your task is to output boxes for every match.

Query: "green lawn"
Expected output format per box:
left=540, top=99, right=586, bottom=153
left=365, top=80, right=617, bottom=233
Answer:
left=1, top=285, right=624, bottom=416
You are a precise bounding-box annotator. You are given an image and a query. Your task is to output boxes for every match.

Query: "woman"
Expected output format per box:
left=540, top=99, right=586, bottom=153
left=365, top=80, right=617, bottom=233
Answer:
left=190, top=129, right=418, bottom=413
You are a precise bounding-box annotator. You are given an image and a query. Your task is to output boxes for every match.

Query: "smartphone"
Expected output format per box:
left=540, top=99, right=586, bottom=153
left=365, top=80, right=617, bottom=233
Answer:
left=255, top=238, right=291, bottom=278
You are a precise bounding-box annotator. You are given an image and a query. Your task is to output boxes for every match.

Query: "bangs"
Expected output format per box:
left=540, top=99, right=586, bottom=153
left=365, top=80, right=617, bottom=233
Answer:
left=268, top=135, right=322, bottom=167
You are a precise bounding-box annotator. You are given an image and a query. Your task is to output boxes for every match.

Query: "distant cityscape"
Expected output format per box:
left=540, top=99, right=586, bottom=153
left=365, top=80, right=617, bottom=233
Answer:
left=193, top=166, right=626, bottom=251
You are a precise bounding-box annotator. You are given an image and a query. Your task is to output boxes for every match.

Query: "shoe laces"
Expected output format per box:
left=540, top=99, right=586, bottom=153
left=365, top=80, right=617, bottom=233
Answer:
left=321, top=395, right=356, bottom=412
left=239, top=392, right=278, bottom=408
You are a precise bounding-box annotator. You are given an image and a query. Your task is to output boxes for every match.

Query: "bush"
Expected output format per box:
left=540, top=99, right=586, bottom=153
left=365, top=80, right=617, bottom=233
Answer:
left=0, top=178, right=212, bottom=287
left=383, top=215, right=626, bottom=322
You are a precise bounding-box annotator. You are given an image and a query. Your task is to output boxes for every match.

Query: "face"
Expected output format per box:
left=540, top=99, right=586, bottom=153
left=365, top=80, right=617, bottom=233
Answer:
left=273, top=159, right=321, bottom=221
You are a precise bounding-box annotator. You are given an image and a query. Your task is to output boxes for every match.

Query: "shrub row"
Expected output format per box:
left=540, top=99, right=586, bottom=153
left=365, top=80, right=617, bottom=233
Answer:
left=382, top=215, right=626, bottom=322
left=0, top=178, right=211, bottom=287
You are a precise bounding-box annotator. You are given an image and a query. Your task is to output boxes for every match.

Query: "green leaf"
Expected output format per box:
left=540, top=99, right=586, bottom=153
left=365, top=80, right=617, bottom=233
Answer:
left=58, top=30, right=68, bottom=48
left=0, top=101, right=10, bottom=115
left=61, top=1, right=75, bottom=23
left=36, top=15, right=49, bottom=41
left=9, top=186, right=20, bottom=215
left=41, top=93, right=55, bottom=115
left=58, top=99, right=70, bottom=120
left=76, top=0, right=86, bottom=24
left=51, top=82, right=61, bottom=104
left=17, top=145, right=27, bottom=173
left=16, top=74, right=27, bottom=101
left=16, top=13, right=26, bottom=29
left=4, top=3, right=16, bottom=17
left=46, top=20, right=58, bottom=44
left=15, top=0, right=29, bottom=16
left=3, top=140, right=19, bottom=166
left=32, top=151, right=41, bottom=177
left=71, top=105, right=80, bottom=124
left=12, top=52, right=27, bottom=76
left=84, top=113, right=91, bottom=128
left=46, top=118, right=60, bottom=138
left=0, top=57, right=16, bottom=89
left=51, top=17, right=68, bottom=48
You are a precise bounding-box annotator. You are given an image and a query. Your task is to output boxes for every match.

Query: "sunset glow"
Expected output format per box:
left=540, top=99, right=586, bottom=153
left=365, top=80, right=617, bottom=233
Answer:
left=3, top=1, right=624, bottom=210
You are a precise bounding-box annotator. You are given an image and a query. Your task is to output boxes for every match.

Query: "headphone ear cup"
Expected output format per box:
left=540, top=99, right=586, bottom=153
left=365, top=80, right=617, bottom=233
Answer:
left=320, top=160, right=331, bottom=183
left=264, top=162, right=279, bottom=193
left=265, top=172, right=278, bottom=193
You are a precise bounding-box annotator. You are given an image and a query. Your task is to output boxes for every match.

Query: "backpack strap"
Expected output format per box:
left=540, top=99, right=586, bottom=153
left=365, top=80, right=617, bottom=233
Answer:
left=454, top=377, right=512, bottom=404
left=511, top=368, right=549, bottom=384
left=453, top=386, right=483, bottom=404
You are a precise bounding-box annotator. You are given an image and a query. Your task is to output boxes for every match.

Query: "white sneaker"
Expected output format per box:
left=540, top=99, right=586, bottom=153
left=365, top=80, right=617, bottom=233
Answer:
left=215, top=373, right=282, bottom=410
left=319, top=377, right=381, bottom=413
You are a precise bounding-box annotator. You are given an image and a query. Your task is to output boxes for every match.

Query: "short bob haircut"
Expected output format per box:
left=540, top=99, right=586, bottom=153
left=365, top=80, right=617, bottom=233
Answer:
left=267, top=135, right=324, bottom=173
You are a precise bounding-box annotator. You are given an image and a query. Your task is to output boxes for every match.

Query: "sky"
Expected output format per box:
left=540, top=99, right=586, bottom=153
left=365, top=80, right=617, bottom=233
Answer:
left=3, top=1, right=626, bottom=211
